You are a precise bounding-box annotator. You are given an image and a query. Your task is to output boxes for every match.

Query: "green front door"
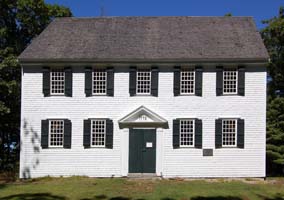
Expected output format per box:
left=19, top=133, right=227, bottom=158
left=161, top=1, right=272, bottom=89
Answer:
left=129, top=128, right=156, bottom=173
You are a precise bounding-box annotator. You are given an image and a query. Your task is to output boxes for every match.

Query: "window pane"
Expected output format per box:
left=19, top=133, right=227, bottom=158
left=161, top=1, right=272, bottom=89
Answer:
left=180, top=69, right=195, bottom=94
left=49, top=120, right=64, bottom=147
left=51, top=69, right=65, bottom=94
left=180, top=119, right=194, bottom=147
left=93, top=69, right=107, bottom=94
left=222, top=119, right=237, bottom=147
left=91, top=120, right=106, bottom=147
left=136, top=69, right=151, bottom=94
left=223, top=69, right=237, bottom=94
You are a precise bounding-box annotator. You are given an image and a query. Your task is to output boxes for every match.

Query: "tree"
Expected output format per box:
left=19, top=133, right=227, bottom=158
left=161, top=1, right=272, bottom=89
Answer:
left=261, top=7, right=284, bottom=175
left=261, top=7, right=284, bottom=96
left=266, top=97, right=284, bottom=175
left=0, top=0, right=72, bottom=174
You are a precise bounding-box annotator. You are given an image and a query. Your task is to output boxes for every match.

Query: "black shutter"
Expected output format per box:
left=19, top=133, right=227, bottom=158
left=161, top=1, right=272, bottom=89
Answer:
left=43, top=67, right=50, bottom=97
left=64, top=67, right=72, bottom=97
left=237, top=119, right=245, bottom=148
left=195, top=66, right=203, bottom=96
left=216, top=66, right=223, bottom=96
left=173, top=119, right=180, bottom=148
left=107, top=67, right=114, bottom=96
left=215, top=119, right=223, bottom=148
left=129, top=66, right=137, bottom=96
left=41, top=119, right=49, bottom=148
left=63, top=119, right=72, bottom=149
left=151, top=66, right=159, bottom=97
left=174, top=66, right=181, bottom=96
left=195, top=119, right=202, bottom=148
left=85, top=67, right=92, bottom=97
left=105, top=119, right=113, bottom=149
left=83, top=119, right=91, bottom=148
left=238, top=66, right=245, bottom=96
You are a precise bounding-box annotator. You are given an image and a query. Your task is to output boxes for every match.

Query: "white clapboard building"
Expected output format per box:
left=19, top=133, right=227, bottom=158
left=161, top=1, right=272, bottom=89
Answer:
left=18, top=17, right=269, bottom=178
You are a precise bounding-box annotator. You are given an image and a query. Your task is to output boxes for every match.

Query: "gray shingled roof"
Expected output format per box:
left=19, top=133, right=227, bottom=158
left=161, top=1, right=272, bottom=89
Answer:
left=18, top=16, right=269, bottom=63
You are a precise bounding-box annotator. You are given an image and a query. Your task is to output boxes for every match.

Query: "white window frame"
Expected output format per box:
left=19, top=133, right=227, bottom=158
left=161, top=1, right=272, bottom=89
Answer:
left=222, top=119, right=237, bottom=147
left=92, top=68, right=107, bottom=95
left=136, top=69, right=151, bottom=95
left=48, top=119, right=64, bottom=148
left=90, top=119, right=106, bottom=148
left=223, top=68, right=238, bottom=95
left=179, top=119, right=195, bottom=147
left=50, top=68, right=65, bottom=95
left=180, top=68, right=195, bottom=95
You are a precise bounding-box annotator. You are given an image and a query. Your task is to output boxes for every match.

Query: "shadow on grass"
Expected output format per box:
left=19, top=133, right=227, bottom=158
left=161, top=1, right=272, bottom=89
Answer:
left=258, top=193, right=284, bottom=200
left=80, top=195, right=145, bottom=200
left=191, top=197, right=242, bottom=200
left=0, top=193, right=67, bottom=200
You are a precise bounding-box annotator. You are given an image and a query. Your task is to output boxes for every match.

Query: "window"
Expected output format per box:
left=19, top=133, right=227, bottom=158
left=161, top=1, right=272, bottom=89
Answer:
left=136, top=69, right=151, bottom=94
left=223, top=68, right=238, bottom=94
left=91, top=119, right=106, bottom=147
left=93, top=69, right=107, bottom=95
left=180, top=68, right=195, bottom=94
left=180, top=119, right=195, bottom=147
left=50, top=68, right=65, bottom=94
left=49, top=120, right=64, bottom=147
left=222, top=119, right=237, bottom=147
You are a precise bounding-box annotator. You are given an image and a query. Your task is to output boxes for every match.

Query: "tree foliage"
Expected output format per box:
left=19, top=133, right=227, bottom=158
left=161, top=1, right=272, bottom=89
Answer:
left=0, top=0, right=72, bottom=173
left=262, top=7, right=284, bottom=175
left=262, top=7, right=284, bottom=96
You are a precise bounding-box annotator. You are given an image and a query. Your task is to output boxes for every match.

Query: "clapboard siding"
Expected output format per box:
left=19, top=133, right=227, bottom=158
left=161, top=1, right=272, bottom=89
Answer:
left=20, top=65, right=266, bottom=178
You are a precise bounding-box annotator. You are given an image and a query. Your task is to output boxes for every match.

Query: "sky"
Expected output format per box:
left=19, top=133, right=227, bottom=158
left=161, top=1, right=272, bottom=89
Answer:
left=45, top=0, right=283, bottom=29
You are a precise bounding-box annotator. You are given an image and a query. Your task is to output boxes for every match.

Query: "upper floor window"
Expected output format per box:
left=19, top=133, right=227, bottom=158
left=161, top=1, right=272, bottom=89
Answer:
left=91, top=119, right=106, bottom=147
left=180, top=119, right=195, bottom=147
left=93, top=69, right=107, bottom=95
left=50, top=68, right=65, bottom=95
left=49, top=120, right=64, bottom=147
left=180, top=68, right=195, bottom=94
left=222, top=119, right=237, bottom=147
left=223, top=68, right=238, bottom=94
left=136, top=69, right=151, bottom=94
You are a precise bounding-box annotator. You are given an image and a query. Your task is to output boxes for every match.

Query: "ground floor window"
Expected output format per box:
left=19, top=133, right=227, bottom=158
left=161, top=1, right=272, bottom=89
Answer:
left=222, top=119, right=237, bottom=147
left=49, top=120, right=64, bottom=147
left=180, top=119, right=195, bottom=147
left=91, top=119, right=106, bottom=147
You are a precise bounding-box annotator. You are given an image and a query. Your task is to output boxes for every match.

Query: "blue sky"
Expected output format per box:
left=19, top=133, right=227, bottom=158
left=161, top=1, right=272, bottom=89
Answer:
left=45, top=0, right=282, bottom=29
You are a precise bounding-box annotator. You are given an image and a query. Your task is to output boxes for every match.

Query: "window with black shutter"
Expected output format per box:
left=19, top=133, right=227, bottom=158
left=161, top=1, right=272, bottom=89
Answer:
left=42, top=67, right=50, bottom=97
left=84, top=118, right=113, bottom=148
left=129, top=67, right=137, bottom=96
left=215, top=118, right=245, bottom=149
left=173, top=66, right=181, bottom=96
left=41, top=119, right=72, bottom=149
left=173, top=119, right=180, bottom=148
left=107, top=67, right=114, bottom=96
left=151, top=66, right=159, bottom=97
left=194, top=119, right=202, bottom=148
left=63, top=119, right=72, bottom=148
left=64, top=67, right=72, bottom=97
left=85, top=67, right=92, bottom=97
left=216, top=66, right=245, bottom=96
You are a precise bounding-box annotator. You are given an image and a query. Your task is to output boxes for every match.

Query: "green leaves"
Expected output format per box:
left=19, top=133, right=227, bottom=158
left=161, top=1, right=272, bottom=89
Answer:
left=0, top=0, right=72, bottom=172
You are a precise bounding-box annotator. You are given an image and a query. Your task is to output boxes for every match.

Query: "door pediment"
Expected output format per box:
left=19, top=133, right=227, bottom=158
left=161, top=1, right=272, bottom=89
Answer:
left=119, top=106, right=168, bottom=128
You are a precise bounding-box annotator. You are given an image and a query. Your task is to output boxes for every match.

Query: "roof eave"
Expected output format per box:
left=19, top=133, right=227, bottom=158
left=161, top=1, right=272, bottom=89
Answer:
left=18, top=57, right=269, bottom=65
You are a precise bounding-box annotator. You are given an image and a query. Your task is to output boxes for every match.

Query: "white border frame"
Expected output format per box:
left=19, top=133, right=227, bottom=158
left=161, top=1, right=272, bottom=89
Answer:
left=221, top=118, right=238, bottom=147
left=180, top=68, right=195, bottom=95
left=48, top=119, right=64, bottom=148
left=92, top=68, right=107, bottom=96
left=223, top=68, right=238, bottom=95
left=90, top=119, right=106, bottom=148
left=179, top=119, right=195, bottom=148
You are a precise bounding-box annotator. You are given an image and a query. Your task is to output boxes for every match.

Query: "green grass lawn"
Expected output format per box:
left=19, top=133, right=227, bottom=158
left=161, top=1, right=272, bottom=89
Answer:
left=0, top=177, right=284, bottom=200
